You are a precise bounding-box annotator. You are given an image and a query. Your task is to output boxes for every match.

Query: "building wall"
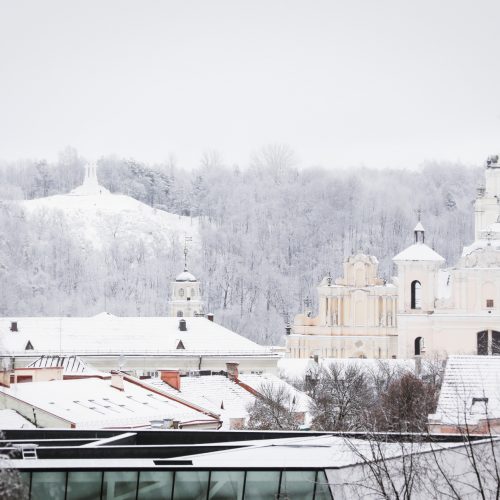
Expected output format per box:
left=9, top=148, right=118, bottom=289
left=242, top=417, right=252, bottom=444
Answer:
left=0, top=393, right=72, bottom=428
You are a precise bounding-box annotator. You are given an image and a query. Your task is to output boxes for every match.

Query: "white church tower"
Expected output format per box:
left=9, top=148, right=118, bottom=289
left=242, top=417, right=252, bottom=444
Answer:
left=474, top=154, right=500, bottom=239
left=393, top=222, right=445, bottom=314
left=168, top=243, right=204, bottom=317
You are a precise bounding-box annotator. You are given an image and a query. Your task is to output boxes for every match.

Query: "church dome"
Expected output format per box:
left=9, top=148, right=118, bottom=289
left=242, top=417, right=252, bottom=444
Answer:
left=176, top=270, right=197, bottom=282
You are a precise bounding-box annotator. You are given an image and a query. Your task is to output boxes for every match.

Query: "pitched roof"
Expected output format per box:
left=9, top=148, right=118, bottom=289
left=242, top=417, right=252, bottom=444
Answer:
left=0, top=377, right=219, bottom=429
left=430, top=355, right=500, bottom=426
left=393, top=243, right=445, bottom=262
left=0, top=315, right=273, bottom=357
left=27, top=355, right=108, bottom=377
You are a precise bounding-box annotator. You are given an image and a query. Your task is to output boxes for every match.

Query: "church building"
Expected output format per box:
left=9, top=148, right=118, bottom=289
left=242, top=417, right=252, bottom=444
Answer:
left=287, top=154, right=500, bottom=360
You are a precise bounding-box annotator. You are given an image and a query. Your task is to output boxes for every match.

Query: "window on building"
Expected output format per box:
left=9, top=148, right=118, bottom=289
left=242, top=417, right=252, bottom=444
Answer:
left=410, top=281, right=421, bottom=310
left=492, top=331, right=500, bottom=355
left=176, top=311, right=183, bottom=317
left=487, top=299, right=494, bottom=308
left=179, top=288, right=185, bottom=297
left=477, top=330, right=488, bottom=355
left=414, top=337, right=423, bottom=356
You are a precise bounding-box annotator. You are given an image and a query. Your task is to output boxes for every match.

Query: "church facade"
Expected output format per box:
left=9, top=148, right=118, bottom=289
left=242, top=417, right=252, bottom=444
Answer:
left=287, top=155, right=500, bottom=360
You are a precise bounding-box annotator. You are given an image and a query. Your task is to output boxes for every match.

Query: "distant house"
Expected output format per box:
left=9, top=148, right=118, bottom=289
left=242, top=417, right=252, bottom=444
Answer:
left=429, top=355, right=500, bottom=434
left=0, top=314, right=279, bottom=374
left=0, top=366, right=221, bottom=430
left=145, top=363, right=311, bottom=429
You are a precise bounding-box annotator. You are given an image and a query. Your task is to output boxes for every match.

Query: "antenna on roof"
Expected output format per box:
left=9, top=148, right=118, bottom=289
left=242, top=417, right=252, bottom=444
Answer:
left=183, top=236, right=192, bottom=271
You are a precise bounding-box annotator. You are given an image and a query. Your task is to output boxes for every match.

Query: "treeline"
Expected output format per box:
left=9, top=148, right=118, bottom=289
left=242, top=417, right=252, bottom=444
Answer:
left=247, top=360, right=440, bottom=432
left=0, top=146, right=481, bottom=344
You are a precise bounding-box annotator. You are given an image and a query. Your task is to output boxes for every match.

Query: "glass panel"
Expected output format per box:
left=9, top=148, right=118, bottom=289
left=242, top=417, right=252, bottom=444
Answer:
left=314, top=471, right=332, bottom=500
left=138, top=471, right=174, bottom=500
left=492, top=331, right=500, bottom=354
left=173, top=471, right=209, bottom=500
left=478, top=331, right=488, bottom=355
left=244, top=471, right=280, bottom=499
left=31, top=471, right=66, bottom=500
left=19, top=471, right=31, bottom=496
left=209, top=471, right=244, bottom=500
left=103, top=471, right=138, bottom=500
left=67, top=471, right=102, bottom=500
left=280, top=470, right=315, bottom=500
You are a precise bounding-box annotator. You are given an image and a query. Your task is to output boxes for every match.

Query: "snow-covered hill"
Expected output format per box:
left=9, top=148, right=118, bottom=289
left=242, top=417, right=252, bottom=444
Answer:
left=20, top=191, right=198, bottom=251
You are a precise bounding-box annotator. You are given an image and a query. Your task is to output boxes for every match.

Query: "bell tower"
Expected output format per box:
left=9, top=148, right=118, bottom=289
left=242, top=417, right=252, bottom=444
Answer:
left=475, top=155, right=500, bottom=240
left=168, top=239, right=204, bottom=317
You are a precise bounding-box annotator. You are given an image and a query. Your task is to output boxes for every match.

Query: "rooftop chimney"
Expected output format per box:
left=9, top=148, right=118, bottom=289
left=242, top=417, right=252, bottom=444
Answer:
left=111, top=372, right=124, bottom=391
left=10, top=322, right=18, bottom=332
left=226, top=362, right=239, bottom=382
left=0, top=371, right=10, bottom=388
left=285, top=324, right=291, bottom=336
left=179, top=319, right=187, bottom=332
left=207, top=313, right=214, bottom=322
left=160, top=370, right=181, bottom=391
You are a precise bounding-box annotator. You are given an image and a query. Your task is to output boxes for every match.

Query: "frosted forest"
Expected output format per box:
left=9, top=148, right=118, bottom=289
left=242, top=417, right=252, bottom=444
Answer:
left=0, top=146, right=481, bottom=345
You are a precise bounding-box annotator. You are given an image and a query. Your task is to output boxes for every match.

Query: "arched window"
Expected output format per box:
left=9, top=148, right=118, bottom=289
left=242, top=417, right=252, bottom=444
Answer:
left=411, top=281, right=421, bottom=310
left=176, top=310, right=183, bottom=317
left=414, top=336, right=423, bottom=356
left=477, top=331, right=488, bottom=355
left=178, top=288, right=185, bottom=298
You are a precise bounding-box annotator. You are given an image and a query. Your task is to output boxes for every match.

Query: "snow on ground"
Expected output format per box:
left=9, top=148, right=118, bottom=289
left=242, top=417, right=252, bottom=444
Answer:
left=19, top=191, right=198, bottom=252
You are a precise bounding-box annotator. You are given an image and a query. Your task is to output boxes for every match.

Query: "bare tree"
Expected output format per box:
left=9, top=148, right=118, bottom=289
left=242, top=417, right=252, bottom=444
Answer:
left=308, top=363, right=374, bottom=431
left=246, top=382, right=300, bottom=430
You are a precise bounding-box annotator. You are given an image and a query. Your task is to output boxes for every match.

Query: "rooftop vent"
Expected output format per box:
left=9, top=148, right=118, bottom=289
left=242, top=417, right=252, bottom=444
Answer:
left=10, top=322, right=18, bottom=332
left=25, top=341, right=34, bottom=351
left=179, top=319, right=187, bottom=332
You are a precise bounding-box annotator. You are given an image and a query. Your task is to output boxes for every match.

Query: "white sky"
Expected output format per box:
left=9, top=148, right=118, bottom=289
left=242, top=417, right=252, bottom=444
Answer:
left=1, top=0, right=499, bottom=169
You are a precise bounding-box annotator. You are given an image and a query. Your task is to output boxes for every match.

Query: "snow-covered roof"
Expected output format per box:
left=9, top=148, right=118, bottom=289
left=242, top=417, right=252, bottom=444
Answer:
left=0, top=377, right=219, bottom=429
left=393, top=243, right=445, bottom=262
left=0, top=409, right=35, bottom=429
left=462, top=237, right=500, bottom=258
left=146, top=375, right=254, bottom=429
left=0, top=315, right=273, bottom=356
left=237, top=372, right=311, bottom=414
left=144, top=371, right=310, bottom=429
left=430, top=355, right=500, bottom=426
left=414, top=222, right=425, bottom=232
left=174, top=434, right=443, bottom=469
left=175, top=270, right=197, bottom=282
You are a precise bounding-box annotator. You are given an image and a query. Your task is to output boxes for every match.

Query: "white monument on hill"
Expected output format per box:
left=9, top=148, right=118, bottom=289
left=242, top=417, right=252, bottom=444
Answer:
left=70, top=162, right=110, bottom=196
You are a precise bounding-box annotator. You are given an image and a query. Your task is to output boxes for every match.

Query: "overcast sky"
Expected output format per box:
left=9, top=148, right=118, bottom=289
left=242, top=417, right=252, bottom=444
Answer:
left=1, top=0, right=499, bottom=169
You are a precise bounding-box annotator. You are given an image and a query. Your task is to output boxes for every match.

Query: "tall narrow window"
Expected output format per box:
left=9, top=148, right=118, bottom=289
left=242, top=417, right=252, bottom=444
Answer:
left=411, top=281, right=422, bottom=309
left=487, top=299, right=494, bottom=308
left=477, top=331, right=488, bottom=355
left=492, top=331, right=500, bottom=355
left=414, top=337, right=423, bottom=356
